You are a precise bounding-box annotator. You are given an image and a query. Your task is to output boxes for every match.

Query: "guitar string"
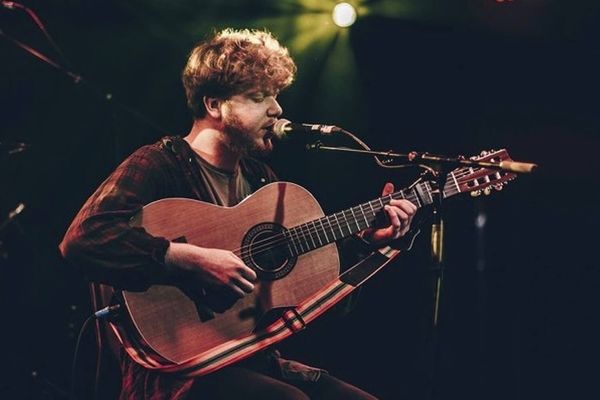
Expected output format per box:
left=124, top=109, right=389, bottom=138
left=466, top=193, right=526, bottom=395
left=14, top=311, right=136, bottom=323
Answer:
left=232, top=167, right=507, bottom=257
left=228, top=170, right=504, bottom=258
left=229, top=185, right=470, bottom=259
left=234, top=167, right=486, bottom=255
left=228, top=171, right=498, bottom=258
left=240, top=183, right=430, bottom=255
left=228, top=186, right=450, bottom=258
left=230, top=206, right=382, bottom=258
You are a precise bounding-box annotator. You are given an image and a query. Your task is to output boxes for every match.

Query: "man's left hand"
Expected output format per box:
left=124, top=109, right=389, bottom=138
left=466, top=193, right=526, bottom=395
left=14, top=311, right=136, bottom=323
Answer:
left=360, top=182, right=418, bottom=246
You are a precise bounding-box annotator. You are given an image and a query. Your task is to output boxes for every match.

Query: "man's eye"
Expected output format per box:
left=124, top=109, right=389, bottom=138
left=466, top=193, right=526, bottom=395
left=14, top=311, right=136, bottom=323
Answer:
left=251, top=94, right=265, bottom=102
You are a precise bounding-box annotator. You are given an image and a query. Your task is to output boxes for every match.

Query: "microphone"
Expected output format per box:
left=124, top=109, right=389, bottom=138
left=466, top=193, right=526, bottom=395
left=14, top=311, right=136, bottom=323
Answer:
left=498, top=160, right=537, bottom=174
left=271, top=119, right=341, bottom=138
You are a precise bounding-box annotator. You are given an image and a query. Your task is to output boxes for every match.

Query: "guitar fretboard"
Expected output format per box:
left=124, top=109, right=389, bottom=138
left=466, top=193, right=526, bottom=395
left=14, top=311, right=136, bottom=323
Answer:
left=284, top=172, right=462, bottom=256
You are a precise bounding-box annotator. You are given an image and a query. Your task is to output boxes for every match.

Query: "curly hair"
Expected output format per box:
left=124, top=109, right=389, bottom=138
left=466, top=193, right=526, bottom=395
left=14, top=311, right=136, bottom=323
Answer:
left=182, top=28, right=297, bottom=118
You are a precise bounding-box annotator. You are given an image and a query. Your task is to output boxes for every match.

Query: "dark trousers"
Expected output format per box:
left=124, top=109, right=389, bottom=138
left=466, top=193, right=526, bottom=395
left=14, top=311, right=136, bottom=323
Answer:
left=188, top=366, right=378, bottom=400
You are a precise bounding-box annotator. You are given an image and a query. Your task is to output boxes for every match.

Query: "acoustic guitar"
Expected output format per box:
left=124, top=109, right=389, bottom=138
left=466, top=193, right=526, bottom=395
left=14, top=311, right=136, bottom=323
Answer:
left=110, top=149, right=516, bottom=377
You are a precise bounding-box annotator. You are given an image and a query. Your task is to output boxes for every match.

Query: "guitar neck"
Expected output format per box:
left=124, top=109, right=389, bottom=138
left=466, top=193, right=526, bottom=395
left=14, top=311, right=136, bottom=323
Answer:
left=285, top=172, right=462, bottom=256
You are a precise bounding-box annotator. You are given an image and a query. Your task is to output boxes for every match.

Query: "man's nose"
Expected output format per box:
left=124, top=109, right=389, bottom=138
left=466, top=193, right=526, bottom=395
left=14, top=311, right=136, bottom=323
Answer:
left=267, top=97, right=283, bottom=117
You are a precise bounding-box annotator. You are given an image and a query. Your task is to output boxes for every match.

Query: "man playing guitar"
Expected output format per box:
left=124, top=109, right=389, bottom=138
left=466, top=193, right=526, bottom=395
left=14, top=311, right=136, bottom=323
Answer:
left=60, top=28, right=416, bottom=400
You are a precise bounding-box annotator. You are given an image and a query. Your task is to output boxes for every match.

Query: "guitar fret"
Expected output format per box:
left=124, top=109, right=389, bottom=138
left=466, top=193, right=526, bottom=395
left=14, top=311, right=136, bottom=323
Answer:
left=304, top=225, right=312, bottom=249
left=359, top=204, right=370, bottom=228
left=319, top=219, right=330, bottom=243
left=411, top=188, right=421, bottom=208
left=304, top=223, right=316, bottom=249
left=425, top=182, right=434, bottom=204
left=343, top=210, right=354, bottom=234
left=333, top=213, right=346, bottom=238
left=368, top=201, right=376, bottom=218
left=327, top=216, right=337, bottom=241
left=349, top=207, right=361, bottom=231
left=415, top=183, right=431, bottom=206
left=305, top=224, right=314, bottom=249
left=297, top=226, right=308, bottom=253
left=289, top=227, right=301, bottom=254
left=307, top=221, right=316, bottom=248
left=386, top=194, right=394, bottom=210
left=412, top=193, right=420, bottom=207
left=312, top=220, right=323, bottom=247
left=285, top=230, right=298, bottom=256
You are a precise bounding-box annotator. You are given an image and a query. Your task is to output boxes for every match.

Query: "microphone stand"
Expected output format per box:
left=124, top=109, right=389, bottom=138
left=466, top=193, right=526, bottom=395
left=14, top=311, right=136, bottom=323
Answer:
left=307, top=142, right=536, bottom=399
left=428, top=166, right=447, bottom=400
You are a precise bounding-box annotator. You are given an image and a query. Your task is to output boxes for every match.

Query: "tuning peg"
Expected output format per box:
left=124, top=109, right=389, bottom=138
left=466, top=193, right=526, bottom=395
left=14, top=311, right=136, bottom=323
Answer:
left=480, top=150, right=489, bottom=157
left=483, top=187, right=492, bottom=195
left=493, top=184, right=503, bottom=191
left=471, top=190, right=482, bottom=197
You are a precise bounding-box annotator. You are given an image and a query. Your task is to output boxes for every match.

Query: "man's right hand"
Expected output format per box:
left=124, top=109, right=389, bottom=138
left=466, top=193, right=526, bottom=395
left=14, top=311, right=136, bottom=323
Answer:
left=165, top=242, right=257, bottom=298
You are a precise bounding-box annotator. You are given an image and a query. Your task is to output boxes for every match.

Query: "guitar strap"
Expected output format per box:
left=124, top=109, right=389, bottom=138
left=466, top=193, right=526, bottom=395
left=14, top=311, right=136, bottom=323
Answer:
left=109, top=245, right=403, bottom=377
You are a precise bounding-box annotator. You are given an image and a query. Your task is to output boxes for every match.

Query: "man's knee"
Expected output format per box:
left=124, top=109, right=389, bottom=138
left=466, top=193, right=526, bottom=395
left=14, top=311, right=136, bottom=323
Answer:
left=260, top=383, right=310, bottom=400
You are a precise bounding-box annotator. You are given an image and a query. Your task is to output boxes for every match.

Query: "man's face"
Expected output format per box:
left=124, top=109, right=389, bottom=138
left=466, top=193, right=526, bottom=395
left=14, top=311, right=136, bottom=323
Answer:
left=220, top=90, right=283, bottom=156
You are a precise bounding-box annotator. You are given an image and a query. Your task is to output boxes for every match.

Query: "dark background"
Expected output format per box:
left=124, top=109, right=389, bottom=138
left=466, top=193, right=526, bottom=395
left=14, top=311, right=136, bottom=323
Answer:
left=1, top=1, right=598, bottom=399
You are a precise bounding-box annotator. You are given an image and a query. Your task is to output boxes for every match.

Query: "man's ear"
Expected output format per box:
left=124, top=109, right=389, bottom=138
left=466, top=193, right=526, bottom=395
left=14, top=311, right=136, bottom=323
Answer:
left=203, top=96, right=223, bottom=119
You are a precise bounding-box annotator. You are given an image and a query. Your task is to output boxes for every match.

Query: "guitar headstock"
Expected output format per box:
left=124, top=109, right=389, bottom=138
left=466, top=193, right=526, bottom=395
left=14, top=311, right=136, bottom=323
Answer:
left=451, top=149, right=517, bottom=197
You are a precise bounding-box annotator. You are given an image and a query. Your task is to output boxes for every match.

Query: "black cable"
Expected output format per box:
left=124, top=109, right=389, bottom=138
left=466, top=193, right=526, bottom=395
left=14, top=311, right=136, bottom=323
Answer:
left=70, top=305, right=120, bottom=400
left=69, top=314, right=94, bottom=400
left=93, top=317, right=103, bottom=400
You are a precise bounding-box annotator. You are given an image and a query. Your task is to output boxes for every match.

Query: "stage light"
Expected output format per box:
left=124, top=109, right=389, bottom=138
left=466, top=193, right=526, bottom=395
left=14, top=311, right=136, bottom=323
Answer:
left=332, top=2, right=357, bottom=28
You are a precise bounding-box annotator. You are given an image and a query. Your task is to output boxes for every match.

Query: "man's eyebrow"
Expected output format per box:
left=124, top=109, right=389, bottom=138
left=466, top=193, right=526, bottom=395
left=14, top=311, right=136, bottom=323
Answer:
left=244, top=90, right=264, bottom=96
left=247, top=89, right=279, bottom=96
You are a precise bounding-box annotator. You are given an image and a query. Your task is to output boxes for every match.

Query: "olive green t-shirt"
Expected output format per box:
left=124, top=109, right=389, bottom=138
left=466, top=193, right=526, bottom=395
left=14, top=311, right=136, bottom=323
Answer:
left=194, top=153, right=253, bottom=207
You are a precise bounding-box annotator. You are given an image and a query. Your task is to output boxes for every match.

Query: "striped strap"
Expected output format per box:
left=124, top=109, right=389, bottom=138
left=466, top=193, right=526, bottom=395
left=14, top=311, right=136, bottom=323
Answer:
left=112, top=246, right=401, bottom=377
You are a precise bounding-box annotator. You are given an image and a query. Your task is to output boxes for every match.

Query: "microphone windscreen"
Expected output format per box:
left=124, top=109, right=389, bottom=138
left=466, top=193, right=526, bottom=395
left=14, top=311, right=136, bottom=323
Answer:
left=271, top=119, right=291, bottom=138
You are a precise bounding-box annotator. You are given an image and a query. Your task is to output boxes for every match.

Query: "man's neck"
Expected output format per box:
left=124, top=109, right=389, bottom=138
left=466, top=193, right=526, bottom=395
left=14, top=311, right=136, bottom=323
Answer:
left=184, top=119, right=241, bottom=172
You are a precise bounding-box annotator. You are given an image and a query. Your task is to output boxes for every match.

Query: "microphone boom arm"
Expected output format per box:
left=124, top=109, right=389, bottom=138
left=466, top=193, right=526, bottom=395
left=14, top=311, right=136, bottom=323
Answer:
left=307, top=143, right=537, bottom=174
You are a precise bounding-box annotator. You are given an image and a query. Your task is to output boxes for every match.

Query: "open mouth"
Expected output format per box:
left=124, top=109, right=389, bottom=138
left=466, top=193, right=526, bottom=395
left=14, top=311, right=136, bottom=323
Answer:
left=262, top=123, right=276, bottom=140
left=263, top=130, right=274, bottom=140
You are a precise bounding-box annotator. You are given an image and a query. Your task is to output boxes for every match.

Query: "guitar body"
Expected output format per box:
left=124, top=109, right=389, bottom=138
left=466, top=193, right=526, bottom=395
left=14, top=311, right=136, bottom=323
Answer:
left=121, top=182, right=340, bottom=364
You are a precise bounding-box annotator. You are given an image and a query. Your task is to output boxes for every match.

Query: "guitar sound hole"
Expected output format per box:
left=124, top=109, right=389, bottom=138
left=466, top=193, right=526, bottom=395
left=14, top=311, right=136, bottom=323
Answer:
left=241, top=223, right=297, bottom=281
left=251, top=230, right=288, bottom=272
